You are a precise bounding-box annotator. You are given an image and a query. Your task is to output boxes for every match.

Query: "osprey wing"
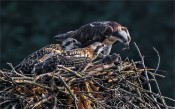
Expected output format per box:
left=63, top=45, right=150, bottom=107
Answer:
left=54, top=22, right=114, bottom=47
left=34, top=54, right=91, bottom=74
left=15, top=44, right=63, bottom=73
left=54, top=31, right=75, bottom=43
left=71, top=22, right=114, bottom=47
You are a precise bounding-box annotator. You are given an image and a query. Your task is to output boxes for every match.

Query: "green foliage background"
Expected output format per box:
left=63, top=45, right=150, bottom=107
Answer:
left=0, top=1, right=174, bottom=106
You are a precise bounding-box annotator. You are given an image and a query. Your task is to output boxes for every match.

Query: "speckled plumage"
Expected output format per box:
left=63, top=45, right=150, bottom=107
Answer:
left=15, top=38, right=80, bottom=73
left=15, top=44, right=64, bottom=73
left=34, top=54, right=91, bottom=73
left=33, top=42, right=106, bottom=74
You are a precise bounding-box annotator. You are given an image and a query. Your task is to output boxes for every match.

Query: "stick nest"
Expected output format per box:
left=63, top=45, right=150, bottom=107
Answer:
left=0, top=43, right=174, bottom=109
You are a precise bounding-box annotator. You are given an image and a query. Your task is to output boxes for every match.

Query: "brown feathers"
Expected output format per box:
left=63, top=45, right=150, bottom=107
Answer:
left=15, top=44, right=64, bottom=73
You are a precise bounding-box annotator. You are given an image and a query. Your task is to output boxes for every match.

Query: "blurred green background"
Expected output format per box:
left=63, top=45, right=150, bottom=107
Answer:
left=0, top=1, right=174, bottom=106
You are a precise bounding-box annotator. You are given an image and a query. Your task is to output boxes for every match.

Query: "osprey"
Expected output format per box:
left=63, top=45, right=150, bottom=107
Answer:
left=54, top=21, right=131, bottom=55
left=33, top=42, right=107, bottom=74
left=15, top=38, right=80, bottom=73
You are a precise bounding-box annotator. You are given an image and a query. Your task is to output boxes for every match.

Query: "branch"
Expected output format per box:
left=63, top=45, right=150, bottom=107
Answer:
left=133, top=42, right=152, bottom=91
left=58, top=76, right=78, bottom=101
left=152, top=47, right=167, bottom=107
left=57, top=65, right=82, bottom=78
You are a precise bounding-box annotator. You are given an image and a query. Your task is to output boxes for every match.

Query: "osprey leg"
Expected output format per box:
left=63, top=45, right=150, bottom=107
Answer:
left=103, top=45, right=112, bottom=56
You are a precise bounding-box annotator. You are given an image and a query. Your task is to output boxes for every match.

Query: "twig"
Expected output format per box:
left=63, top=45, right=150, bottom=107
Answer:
left=58, top=76, right=78, bottom=101
left=163, top=96, right=175, bottom=102
left=11, top=77, right=33, bottom=80
left=152, top=47, right=167, bottom=107
left=7, top=63, right=27, bottom=77
left=133, top=42, right=152, bottom=91
left=147, top=71, right=165, bottom=78
left=144, top=93, right=166, bottom=108
left=57, top=65, right=82, bottom=78
left=133, top=42, right=162, bottom=108
left=53, top=94, right=57, bottom=109
left=14, top=79, right=51, bottom=90
left=86, top=63, right=115, bottom=74
left=81, top=63, right=92, bottom=73
left=0, top=100, right=14, bottom=106
left=31, top=95, right=53, bottom=109
left=153, top=47, right=160, bottom=75
left=11, top=103, right=17, bottom=109
left=34, top=71, right=61, bottom=81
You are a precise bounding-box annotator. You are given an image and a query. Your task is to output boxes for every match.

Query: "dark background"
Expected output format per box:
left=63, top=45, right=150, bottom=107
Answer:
left=0, top=1, right=174, bottom=106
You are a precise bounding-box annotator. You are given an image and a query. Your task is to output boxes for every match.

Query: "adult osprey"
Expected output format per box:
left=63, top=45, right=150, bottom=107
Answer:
left=54, top=21, right=131, bottom=55
left=15, top=38, right=80, bottom=73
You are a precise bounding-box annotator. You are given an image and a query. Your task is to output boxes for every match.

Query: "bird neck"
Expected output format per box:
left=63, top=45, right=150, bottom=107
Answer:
left=102, top=36, right=118, bottom=46
left=82, top=47, right=96, bottom=60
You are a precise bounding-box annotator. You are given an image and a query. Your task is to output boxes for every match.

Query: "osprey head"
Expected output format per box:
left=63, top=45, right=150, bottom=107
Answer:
left=91, top=42, right=107, bottom=55
left=112, top=26, right=131, bottom=48
left=61, top=38, right=81, bottom=51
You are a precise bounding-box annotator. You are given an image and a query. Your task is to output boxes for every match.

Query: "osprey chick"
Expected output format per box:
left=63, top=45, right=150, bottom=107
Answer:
left=15, top=38, right=80, bottom=73
left=33, top=42, right=107, bottom=74
left=54, top=21, right=131, bottom=55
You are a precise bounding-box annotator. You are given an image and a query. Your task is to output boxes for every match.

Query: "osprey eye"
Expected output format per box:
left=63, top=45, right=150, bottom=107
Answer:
left=121, top=27, right=127, bottom=32
left=123, top=40, right=127, bottom=43
left=65, top=41, right=71, bottom=46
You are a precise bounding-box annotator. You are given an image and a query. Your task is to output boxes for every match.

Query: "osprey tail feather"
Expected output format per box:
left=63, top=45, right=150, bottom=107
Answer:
left=54, top=31, right=74, bottom=42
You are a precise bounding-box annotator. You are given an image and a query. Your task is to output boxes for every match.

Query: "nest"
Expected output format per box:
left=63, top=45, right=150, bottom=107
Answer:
left=0, top=43, right=174, bottom=109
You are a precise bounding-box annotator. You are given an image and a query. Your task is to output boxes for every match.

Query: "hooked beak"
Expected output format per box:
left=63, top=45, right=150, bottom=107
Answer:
left=122, top=42, right=130, bottom=50
left=125, top=42, right=130, bottom=48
